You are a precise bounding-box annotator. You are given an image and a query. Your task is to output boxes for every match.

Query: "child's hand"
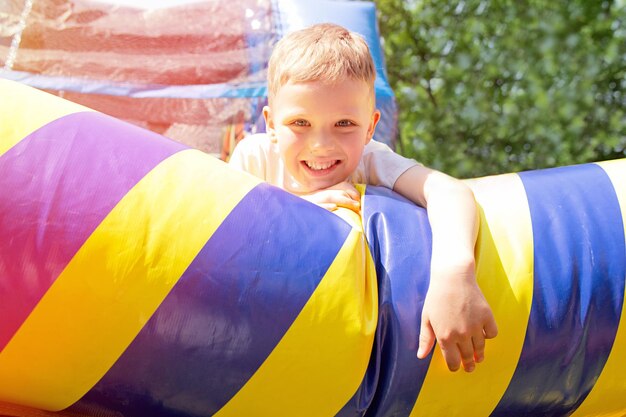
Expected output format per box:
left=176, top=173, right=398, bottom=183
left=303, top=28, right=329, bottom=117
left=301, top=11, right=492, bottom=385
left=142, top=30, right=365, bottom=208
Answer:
left=300, top=182, right=361, bottom=212
left=417, top=262, right=498, bottom=372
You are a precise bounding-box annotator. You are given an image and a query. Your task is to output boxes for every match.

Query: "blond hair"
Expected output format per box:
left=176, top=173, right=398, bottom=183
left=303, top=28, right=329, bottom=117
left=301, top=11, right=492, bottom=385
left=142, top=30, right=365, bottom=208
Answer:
left=267, top=23, right=376, bottom=104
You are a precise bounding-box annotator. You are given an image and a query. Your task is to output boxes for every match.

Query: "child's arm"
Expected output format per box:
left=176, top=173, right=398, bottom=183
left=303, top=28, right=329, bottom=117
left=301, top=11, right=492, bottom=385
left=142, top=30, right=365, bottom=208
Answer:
left=393, top=165, right=498, bottom=372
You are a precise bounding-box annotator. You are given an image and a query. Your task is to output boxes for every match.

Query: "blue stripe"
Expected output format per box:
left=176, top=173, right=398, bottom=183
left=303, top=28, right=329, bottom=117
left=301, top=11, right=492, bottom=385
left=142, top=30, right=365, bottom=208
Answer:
left=491, top=164, right=626, bottom=416
left=1, top=71, right=269, bottom=99
left=338, top=186, right=432, bottom=416
left=72, top=184, right=352, bottom=416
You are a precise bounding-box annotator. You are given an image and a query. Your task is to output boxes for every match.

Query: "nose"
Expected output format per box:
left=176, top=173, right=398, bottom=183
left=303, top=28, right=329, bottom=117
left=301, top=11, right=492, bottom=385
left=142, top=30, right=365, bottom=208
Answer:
left=308, top=132, right=335, bottom=153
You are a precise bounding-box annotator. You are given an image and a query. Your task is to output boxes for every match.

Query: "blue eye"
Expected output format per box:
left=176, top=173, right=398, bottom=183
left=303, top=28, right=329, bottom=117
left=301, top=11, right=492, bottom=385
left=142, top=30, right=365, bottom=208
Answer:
left=337, top=120, right=354, bottom=127
left=293, top=119, right=309, bottom=127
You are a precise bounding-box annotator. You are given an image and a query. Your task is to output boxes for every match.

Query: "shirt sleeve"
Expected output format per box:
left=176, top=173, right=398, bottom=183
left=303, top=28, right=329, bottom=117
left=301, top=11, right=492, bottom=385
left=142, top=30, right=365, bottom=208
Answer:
left=358, top=140, right=420, bottom=189
left=228, top=133, right=270, bottom=181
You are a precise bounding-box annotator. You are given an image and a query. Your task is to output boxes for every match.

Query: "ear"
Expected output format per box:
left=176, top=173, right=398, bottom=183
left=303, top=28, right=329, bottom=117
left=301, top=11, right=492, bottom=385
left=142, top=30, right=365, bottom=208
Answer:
left=366, top=109, right=381, bottom=144
left=263, top=106, right=277, bottom=143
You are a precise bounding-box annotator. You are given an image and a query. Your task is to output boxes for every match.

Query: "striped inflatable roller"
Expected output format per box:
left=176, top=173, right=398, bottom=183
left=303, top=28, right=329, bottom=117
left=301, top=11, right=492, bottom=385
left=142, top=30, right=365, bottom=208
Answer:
left=0, top=79, right=625, bottom=417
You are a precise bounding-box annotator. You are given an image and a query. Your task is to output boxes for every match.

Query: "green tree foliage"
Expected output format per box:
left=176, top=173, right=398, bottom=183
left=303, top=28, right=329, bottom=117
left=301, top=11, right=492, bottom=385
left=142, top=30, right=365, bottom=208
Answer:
left=373, top=0, right=626, bottom=177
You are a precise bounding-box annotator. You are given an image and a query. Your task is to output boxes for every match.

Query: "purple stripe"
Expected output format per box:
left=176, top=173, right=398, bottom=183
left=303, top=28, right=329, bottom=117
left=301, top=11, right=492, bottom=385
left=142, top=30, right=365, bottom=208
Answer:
left=0, top=111, right=186, bottom=351
left=491, top=164, right=625, bottom=416
left=74, top=183, right=353, bottom=417
left=337, top=186, right=432, bottom=416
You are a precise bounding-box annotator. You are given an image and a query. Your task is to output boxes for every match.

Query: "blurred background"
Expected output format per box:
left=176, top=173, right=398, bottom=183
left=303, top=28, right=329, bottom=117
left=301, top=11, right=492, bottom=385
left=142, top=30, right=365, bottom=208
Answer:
left=374, top=0, right=625, bottom=177
left=1, top=0, right=624, bottom=178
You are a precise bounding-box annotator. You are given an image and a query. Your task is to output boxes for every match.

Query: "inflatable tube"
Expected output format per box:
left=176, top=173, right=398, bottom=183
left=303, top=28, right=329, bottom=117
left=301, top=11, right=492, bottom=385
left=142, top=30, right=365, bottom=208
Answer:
left=1, top=79, right=625, bottom=417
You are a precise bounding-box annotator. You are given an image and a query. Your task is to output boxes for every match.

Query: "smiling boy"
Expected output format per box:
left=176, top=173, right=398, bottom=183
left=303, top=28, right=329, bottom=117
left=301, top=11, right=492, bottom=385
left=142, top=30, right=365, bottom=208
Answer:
left=229, top=23, right=497, bottom=372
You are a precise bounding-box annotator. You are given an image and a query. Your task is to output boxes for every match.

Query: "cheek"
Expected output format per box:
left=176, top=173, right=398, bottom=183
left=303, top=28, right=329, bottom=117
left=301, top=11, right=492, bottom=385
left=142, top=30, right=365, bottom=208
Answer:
left=276, top=132, right=301, bottom=159
left=342, top=134, right=368, bottom=157
left=276, top=127, right=299, bottom=143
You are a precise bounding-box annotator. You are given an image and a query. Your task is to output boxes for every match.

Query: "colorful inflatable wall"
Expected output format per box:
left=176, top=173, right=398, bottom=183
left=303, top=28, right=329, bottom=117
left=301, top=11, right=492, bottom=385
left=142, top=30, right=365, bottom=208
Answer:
left=0, top=0, right=398, bottom=158
left=2, top=78, right=626, bottom=416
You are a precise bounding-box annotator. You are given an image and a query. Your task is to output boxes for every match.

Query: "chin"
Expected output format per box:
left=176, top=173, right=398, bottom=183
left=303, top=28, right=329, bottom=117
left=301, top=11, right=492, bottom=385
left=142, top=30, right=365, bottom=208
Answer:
left=309, top=179, right=342, bottom=192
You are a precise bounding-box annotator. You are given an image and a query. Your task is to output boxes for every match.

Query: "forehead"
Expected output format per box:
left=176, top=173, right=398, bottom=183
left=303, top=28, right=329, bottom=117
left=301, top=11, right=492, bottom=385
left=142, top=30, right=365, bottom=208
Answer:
left=272, top=79, right=375, bottom=114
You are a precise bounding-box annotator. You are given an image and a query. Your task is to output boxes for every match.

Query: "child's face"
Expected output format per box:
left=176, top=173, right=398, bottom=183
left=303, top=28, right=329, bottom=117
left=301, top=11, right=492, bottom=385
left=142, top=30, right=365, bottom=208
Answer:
left=264, top=78, right=380, bottom=193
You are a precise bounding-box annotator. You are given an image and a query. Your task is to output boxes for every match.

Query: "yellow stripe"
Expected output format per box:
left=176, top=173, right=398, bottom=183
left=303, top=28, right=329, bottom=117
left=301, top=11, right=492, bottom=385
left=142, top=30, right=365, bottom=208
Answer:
left=0, top=150, right=261, bottom=411
left=214, top=208, right=377, bottom=417
left=0, top=79, right=92, bottom=157
left=409, top=173, right=534, bottom=416
left=570, top=160, right=626, bottom=417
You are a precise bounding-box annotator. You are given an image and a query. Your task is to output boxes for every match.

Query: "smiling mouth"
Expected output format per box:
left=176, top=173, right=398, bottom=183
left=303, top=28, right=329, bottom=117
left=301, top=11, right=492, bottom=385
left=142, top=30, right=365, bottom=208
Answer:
left=303, top=160, right=339, bottom=171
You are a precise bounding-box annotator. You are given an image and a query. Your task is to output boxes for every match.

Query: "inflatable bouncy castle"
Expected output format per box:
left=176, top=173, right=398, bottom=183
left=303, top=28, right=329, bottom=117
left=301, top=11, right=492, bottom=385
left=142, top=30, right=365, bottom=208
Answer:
left=2, top=79, right=626, bottom=416
left=0, top=0, right=398, bottom=158
left=3, top=1, right=626, bottom=416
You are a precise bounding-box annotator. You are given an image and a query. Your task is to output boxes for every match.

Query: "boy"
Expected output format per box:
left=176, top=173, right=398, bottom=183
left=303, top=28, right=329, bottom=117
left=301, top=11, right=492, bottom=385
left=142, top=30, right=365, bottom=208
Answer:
left=229, top=23, right=497, bottom=372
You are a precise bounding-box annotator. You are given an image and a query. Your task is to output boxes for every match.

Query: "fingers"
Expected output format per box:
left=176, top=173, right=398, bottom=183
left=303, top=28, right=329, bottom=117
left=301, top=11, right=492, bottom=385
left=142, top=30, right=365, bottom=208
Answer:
left=417, top=320, right=436, bottom=359
left=484, top=317, right=499, bottom=339
left=322, top=188, right=360, bottom=212
left=438, top=338, right=477, bottom=373
left=342, top=185, right=361, bottom=201
left=335, top=193, right=360, bottom=211
left=419, top=318, right=478, bottom=373
left=301, top=187, right=360, bottom=212
left=438, top=341, right=461, bottom=372
left=471, top=319, right=497, bottom=366
left=328, top=182, right=361, bottom=201
left=459, top=340, right=477, bottom=372
left=435, top=330, right=494, bottom=372
left=318, top=203, right=337, bottom=211
left=472, top=334, right=486, bottom=364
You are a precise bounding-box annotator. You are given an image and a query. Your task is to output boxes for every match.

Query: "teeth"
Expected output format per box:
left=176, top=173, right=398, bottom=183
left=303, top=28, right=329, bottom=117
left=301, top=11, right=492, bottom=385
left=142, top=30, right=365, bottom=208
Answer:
left=305, top=160, right=336, bottom=170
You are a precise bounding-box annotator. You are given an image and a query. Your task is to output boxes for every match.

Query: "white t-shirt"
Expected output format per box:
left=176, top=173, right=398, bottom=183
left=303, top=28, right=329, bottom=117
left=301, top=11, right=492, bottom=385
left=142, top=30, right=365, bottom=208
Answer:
left=228, top=133, right=418, bottom=194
